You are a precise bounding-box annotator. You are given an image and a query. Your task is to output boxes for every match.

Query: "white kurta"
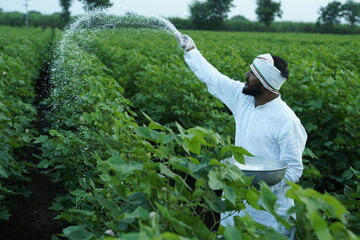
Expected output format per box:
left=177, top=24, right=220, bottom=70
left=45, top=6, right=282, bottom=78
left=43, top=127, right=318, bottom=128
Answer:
left=184, top=49, right=307, bottom=235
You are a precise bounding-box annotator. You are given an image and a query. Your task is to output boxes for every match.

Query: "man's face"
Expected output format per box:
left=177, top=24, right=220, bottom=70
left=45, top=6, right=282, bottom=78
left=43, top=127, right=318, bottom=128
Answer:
left=242, top=70, right=263, bottom=96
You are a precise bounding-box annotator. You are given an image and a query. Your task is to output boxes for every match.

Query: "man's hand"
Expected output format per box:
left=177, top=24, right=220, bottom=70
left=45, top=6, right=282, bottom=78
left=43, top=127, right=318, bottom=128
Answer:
left=175, top=32, right=196, bottom=51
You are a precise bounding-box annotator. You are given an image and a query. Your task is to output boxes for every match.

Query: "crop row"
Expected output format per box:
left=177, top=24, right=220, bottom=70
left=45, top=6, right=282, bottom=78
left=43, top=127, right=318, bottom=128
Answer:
left=0, top=26, right=53, bottom=220
left=96, top=30, right=360, bottom=192
left=35, top=24, right=359, bottom=239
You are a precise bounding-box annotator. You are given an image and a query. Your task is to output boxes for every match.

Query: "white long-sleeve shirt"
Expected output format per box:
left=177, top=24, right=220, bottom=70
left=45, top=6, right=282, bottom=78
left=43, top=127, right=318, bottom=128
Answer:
left=184, top=49, right=307, bottom=234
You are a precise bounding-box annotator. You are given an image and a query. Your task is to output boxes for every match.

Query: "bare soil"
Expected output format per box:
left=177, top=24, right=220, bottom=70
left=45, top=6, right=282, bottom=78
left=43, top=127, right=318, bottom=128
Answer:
left=0, top=58, right=69, bottom=240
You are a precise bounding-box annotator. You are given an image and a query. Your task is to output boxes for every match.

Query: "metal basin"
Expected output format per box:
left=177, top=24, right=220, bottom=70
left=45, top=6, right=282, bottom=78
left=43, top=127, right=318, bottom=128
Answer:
left=232, top=157, right=288, bottom=187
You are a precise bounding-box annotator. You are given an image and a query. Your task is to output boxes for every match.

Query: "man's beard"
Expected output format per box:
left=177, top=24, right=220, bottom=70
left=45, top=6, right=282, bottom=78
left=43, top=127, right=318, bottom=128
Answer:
left=242, top=82, right=263, bottom=96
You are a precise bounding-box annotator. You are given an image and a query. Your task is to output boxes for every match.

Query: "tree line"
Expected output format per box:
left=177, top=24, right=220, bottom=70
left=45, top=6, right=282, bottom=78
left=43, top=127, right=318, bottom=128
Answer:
left=188, top=0, right=360, bottom=29
left=0, top=0, right=359, bottom=34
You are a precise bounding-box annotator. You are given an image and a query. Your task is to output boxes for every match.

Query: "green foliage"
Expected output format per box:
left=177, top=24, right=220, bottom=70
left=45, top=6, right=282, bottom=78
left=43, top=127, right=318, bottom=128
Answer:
left=80, top=0, right=113, bottom=11
left=41, top=31, right=262, bottom=238
left=189, top=0, right=234, bottom=30
left=316, top=0, right=360, bottom=27
left=59, top=0, right=112, bottom=27
left=287, top=182, right=359, bottom=240
left=0, top=26, right=52, bottom=220
left=189, top=1, right=209, bottom=30
left=96, top=30, right=234, bottom=138
left=342, top=0, right=360, bottom=26
left=230, top=15, right=249, bottom=21
left=35, top=26, right=360, bottom=239
left=318, top=1, right=344, bottom=25
left=255, top=0, right=282, bottom=27
left=97, top=29, right=360, bottom=194
left=223, top=20, right=360, bottom=34
left=332, top=168, right=360, bottom=235
left=0, top=11, right=62, bottom=28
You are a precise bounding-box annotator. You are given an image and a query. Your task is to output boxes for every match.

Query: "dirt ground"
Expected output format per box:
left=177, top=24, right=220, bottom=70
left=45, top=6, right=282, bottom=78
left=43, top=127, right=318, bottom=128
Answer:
left=0, top=61, right=69, bottom=240
left=0, top=161, right=68, bottom=240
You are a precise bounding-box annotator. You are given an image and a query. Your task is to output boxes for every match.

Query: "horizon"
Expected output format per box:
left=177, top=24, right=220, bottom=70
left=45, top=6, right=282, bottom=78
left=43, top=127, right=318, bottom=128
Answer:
left=0, top=0, right=351, bottom=23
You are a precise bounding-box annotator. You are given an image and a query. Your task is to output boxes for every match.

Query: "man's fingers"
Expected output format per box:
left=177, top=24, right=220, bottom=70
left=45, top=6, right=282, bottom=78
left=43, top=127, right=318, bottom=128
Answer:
left=174, top=32, right=183, bottom=44
left=175, top=33, right=195, bottom=51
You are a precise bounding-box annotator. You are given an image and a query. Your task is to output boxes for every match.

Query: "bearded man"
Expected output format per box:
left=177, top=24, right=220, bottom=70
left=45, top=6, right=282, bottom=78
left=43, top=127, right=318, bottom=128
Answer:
left=176, top=33, right=307, bottom=239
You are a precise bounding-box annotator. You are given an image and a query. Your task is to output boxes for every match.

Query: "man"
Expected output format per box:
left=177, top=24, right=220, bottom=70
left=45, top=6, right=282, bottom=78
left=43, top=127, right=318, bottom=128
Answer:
left=176, top=33, right=307, bottom=238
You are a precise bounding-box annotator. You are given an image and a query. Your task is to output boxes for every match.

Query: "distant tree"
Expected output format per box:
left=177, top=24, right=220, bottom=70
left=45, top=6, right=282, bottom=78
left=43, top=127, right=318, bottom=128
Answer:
left=189, top=1, right=209, bottom=29
left=80, top=0, right=113, bottom=11
left=59, top=0, right=112, bottom=27
left=189, top=0, right=234, bottom=30
left=60, top=0, right=71, bottom=28
left=255, top=0, right=282, bottom=27
left=230, top=15, right=249, bottom=21
left=341, top=0, right=360, bottom=26
left=207, top=0, right=234, bottom=29
left=317, top=1, right=343, bottom=25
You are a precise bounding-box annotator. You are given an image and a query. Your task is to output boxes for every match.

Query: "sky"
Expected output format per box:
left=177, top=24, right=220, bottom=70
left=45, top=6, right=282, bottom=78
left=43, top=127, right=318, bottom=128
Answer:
left=0, top=0, right=353, bottom=23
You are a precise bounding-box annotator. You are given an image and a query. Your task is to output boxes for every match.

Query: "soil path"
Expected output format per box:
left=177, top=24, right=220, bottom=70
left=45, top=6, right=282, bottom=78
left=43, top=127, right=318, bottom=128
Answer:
left=0, top=44, right=68, bottom=240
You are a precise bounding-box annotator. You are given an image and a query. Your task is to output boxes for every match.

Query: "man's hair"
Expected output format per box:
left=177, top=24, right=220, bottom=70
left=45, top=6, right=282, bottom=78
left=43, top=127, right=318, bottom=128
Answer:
left=272, top=55, right=289, bottom=79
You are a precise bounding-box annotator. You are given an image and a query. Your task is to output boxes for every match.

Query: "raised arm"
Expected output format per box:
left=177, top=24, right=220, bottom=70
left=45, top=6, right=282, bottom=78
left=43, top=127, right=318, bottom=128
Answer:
left=176, top=33, right=244, bottom=113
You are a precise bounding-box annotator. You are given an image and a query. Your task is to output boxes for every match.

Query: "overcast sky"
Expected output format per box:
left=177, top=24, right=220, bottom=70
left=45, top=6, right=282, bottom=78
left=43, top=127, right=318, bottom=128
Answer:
left=0, top=0, right=351, bottom=22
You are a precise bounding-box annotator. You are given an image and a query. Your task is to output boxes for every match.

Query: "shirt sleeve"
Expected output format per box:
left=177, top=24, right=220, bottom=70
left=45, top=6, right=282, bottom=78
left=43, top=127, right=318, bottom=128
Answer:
left=278, top=121, right=307, bottom=184
left=184, top=49, right=244, bottom=114
left=270, top=120, right=307, bottom=195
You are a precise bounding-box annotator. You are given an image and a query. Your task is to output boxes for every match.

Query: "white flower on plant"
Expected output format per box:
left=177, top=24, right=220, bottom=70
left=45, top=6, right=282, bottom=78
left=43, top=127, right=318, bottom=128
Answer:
left=2, top=72, right=6, bottom=76
left=149, top=211, right=157, bottom=219
left=105, top=229, right=114, bottom=236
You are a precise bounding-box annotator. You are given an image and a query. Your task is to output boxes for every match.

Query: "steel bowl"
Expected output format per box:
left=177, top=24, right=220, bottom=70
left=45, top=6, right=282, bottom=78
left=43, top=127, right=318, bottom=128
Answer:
left=234, top=157, right=288, bottom=187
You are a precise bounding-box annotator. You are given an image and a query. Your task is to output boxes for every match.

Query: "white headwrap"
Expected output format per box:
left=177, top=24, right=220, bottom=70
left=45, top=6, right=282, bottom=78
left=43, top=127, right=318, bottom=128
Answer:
left=250, top=53, right=287, bottom=95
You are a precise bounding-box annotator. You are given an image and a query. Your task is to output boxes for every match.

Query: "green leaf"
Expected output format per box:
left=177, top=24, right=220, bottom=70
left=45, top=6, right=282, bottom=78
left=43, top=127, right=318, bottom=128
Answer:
left=122, top=206, right=149, bottom=222
left=148, top=121, right=165, bottom=131
left=161, top=133, right=175, bottom=145
left=330, top=222, right=359, bottom=240
left=134, top=126, right=162, bottom=142
left=350, top=167, right=360, bottom=179
left=97, top=198, right=122, bottom=219
left=161, top=232, right=191, bottom=240
left=221, top=146, right=253, bottom=164
left=208, top=170, right=225, bottom=190
left=245, top=189, right=259, bottom=208
left=105, top=156, right=142, bottom=176
left=62, top=226, right=95, bottom=240
left=37, top=159, right=50, bottom=168
left=184, top=137, right=201, bottom=155
left=34, top=135, right=48, bottom=143
left=122, top=232, right=148, bottom=240
left=156, top=203, right=192, bottom=236
left=159, top=164, right=177, bottom=179
left=173, top=210, right=212, bottom=238
left=259, top=182, right=292, bottom=228
left=223, top=186, right=236, bottom=206
left=188, top=157, right=200, bottom=164
left=205, top=191, right=226, bottom=213
left=308, top=210, right=332, bottom=240
left=223, top=225, right=242, bottom=240
left=0, top=166, right=8, bottom=178
left=174, top=176, right=192, bottom=200
left=303, top=148, right=318, bottom=159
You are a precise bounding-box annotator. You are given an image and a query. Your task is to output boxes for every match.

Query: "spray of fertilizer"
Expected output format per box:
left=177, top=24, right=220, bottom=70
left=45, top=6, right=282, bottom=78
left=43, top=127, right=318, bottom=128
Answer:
left=47, top=9, right=182, bottom=159
left=50, top=9, right=182, bottom=116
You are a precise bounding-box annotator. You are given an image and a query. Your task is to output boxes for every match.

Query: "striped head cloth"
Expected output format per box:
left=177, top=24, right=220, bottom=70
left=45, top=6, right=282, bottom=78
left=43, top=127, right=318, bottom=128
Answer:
left=250, top=53, right=287, bottom=95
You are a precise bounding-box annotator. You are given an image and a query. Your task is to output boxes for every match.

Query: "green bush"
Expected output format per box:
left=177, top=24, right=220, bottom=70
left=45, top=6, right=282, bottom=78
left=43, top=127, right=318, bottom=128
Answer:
left=0, top=26, right=53, bottom=220
left=37, top=19, right=359, bottom=239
